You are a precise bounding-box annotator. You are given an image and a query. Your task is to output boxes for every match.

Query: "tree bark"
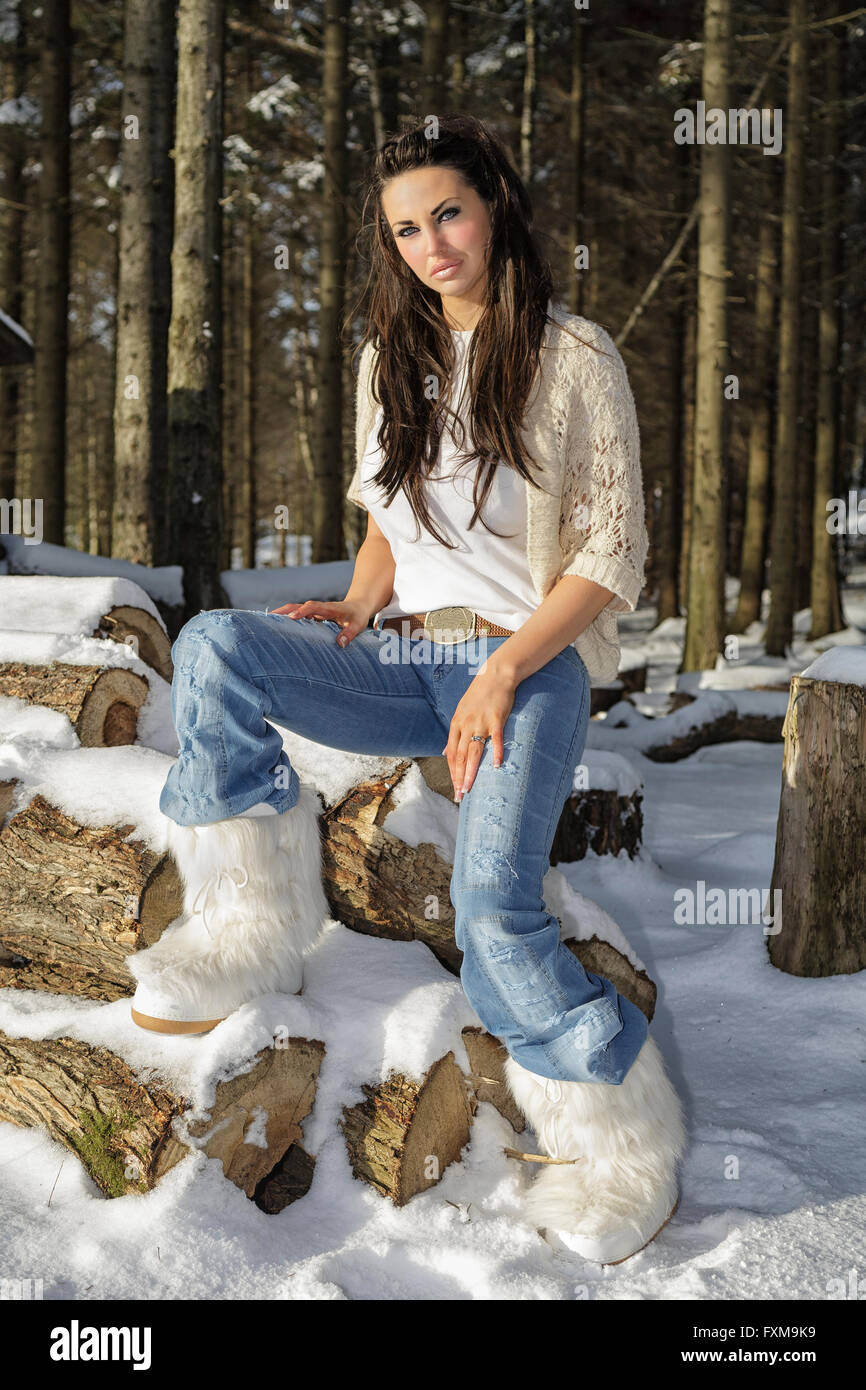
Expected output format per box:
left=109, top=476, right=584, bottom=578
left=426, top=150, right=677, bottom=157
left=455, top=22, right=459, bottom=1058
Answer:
left=520, top=0, right=536, bottom=187
left=0, top=2, right=29, bottom=498
left=0, top=791, right=182, bottom=998
left=167, top=0, right=228, bottom=618
left=682, top=0, right=731, bottom=673
left=112, top=0, right=175, bottom=566
left=0, top=1030, right=324, bottom=1199
left=310, top=0, right=349, bottom=564
left=566, top=11, right=588, bottom=317
left=420, top=0, right=450, bottom=115
left=732, top=198, right=777, bottom=633
left=0, top=664, right=148, bottom=745
left=765, top=0, right=808, bottom=655
left=809, top=22, right=844, bottom=639
left=768, top=673, right=866, bottom=976
left=30, top=0, right=71, bottom=545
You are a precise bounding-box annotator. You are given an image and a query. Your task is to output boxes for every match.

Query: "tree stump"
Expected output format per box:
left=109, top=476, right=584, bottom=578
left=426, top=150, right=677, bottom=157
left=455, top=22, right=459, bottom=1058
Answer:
left=0, top=662, right=148, bottom=745
left=768, top=673, right=866, bottom=976
left=0, top=792, right=182, bottom=999
left=0, top=1030, right=324, bottom=1199
left=549, top=787, right=644, bottom=863
left=340, top=1051, right=473, bottom=1206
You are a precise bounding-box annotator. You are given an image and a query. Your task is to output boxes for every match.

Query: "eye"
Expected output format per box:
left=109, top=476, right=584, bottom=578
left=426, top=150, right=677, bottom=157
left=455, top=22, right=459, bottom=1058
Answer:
left=396, top=206, right=460, bottom=239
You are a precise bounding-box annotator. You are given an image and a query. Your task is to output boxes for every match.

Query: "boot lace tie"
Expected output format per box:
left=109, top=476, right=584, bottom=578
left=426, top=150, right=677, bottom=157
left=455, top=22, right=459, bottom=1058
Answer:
left=192, top=865, right=249, bottom=939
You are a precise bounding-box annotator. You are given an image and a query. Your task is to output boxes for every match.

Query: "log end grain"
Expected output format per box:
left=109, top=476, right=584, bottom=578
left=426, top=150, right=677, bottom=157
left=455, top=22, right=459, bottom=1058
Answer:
left=341, top=1051, right=473, bottom=1207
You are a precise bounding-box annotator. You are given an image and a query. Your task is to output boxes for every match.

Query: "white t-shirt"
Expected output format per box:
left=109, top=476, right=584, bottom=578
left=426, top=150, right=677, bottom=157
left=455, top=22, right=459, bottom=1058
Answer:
left=358, top=329, right=539, bottom=631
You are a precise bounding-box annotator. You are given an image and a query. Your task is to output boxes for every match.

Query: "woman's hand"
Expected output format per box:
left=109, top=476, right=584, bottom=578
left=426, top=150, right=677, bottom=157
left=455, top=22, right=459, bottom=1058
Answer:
left=444, top=663, right=517, bottom=801
left=268, top=597, right=372, bottom=647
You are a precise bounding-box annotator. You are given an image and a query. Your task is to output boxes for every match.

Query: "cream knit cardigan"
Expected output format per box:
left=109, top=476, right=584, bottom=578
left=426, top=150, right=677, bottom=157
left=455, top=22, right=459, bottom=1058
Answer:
left=346, top=301, right=648, bottom=683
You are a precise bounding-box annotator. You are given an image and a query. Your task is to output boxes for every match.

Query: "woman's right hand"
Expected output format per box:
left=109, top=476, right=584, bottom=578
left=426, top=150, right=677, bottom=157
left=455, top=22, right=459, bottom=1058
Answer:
left=268, top=597, right=372, bottom=647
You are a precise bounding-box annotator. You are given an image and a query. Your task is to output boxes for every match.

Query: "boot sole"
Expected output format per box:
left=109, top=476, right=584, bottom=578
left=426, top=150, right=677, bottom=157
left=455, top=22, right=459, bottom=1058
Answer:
left=602, top=1196, right=680, bottom=1265
left=131, top=1006, right=225, bottom=1035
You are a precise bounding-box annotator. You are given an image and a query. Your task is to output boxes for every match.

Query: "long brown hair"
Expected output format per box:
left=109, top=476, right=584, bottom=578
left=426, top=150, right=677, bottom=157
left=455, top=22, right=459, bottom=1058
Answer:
left=348, top=113, right=596, bottom=548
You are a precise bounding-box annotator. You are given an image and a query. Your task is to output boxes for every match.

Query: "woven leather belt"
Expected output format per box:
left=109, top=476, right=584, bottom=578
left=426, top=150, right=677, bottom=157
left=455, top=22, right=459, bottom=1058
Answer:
left=379, top=605, right=514, bottom=644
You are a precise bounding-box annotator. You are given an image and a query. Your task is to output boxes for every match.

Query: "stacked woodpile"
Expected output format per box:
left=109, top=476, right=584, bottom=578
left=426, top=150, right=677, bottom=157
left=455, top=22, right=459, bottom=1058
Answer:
left=0, top=577, right=659, bottom=1215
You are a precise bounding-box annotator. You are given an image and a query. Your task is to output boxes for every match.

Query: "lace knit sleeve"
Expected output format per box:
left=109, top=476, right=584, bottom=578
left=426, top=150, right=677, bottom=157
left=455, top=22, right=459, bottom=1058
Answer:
left=558, top=325, right=648, bottom=614
left=346, top=339, right=378, bottom=510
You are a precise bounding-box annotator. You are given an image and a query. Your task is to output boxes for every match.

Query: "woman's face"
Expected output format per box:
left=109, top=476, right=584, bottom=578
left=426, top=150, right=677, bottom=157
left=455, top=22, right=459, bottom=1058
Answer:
left=381, top=167, right=491, bottom=308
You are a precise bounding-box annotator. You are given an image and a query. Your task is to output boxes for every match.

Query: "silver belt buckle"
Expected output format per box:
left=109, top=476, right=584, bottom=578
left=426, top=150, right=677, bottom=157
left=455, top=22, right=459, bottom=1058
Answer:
left=423, top=606, right=476, bottom=645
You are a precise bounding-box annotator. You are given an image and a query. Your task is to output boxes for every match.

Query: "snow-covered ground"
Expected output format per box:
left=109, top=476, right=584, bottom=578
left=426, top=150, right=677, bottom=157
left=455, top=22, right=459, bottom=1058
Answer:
left=1, top=563, right=865, bottom=1301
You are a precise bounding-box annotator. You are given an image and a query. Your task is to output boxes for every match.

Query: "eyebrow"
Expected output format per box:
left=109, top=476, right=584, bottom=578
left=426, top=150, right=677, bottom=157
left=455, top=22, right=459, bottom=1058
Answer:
left=391, top=198, right=460, bottom=229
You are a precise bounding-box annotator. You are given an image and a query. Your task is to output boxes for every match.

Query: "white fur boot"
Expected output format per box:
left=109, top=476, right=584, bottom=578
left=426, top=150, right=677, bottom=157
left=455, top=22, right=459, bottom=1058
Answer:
left=129, top=784, right=330, bottom=1035
left=504, top=1036, right=686, bottom=1264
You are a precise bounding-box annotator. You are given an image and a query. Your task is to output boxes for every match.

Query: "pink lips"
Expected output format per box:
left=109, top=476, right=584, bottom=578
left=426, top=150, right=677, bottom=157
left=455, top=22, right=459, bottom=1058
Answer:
left=431, top=260, right=461, bottom=278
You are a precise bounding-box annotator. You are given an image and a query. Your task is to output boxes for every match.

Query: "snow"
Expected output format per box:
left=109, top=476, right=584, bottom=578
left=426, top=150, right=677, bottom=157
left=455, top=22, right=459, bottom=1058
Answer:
left=0, top=563, right=865, bottom=1300
left=221, top=560, right=355, bottom=611
left=572, top=749, right=643, bottom=797
left=0, top=574, right=166, bottom=635
left=0, top=536, right=183, bottom=608
left=799, top=646, right=866, bottom=687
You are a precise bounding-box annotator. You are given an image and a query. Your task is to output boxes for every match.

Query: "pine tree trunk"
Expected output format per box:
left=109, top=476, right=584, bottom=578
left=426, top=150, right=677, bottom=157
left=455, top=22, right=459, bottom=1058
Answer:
left=311, top=0, right=349, bottom=564
left=682, top=0, right=730, bottom=673
left=167, top=0, right=228, bottom=618
left=520, top=0, right=536, bottom=187
left=678, top=247, right=697, bottom=615
left=0, top=4, right=28, bottom=499
left=765, top=0, right=808, bottom=655
left=810, top=24, right=844, bottom=639
left=733, top=195, right=777, bottom=632
left=31, top=0, right=71, bottom=545
left=421, top=0, right=450, bottom=114
left=240, top=191, right=258, bottom=570
left=566, top=12, right=588, bottom=317
left=112, top=0, right=175, bottom=566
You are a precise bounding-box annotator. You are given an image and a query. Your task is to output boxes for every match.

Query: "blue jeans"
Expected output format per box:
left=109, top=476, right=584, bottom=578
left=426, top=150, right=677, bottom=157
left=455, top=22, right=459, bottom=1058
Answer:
left=159, top=610, right=648, bottom=1084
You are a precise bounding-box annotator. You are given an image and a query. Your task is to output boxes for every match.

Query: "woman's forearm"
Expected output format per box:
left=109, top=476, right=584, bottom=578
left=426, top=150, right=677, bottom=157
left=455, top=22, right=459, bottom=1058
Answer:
left=343, top=534, right=397, bottom=620
left=483, top=575, right=616, bottom=686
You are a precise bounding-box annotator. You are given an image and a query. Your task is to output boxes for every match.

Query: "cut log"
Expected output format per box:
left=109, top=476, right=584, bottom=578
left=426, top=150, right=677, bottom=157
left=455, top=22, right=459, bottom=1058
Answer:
left=549, top=787, right=644, bottom=864
left=768, top=674, right=866, bottom=976
left=0, top=793, right=182, bottom=999
left=0, top=662, right=148, bottom=745
left=567, top=936, right=656, bottom=1022
left=320, top=762, right=656, bottom=1020
left=340, top=1051, right=473, bottom=1206
left=0, top=1030, right=324, bottom=1199
left=461, top=1026, right=525, bottom=1132
left=0, top=570, right=181, bottom=657
left=321, top=761, right=460, bottom=969
left=619, top=698, right=783, bottom=761
left=90, top=605, right=173, bottom=682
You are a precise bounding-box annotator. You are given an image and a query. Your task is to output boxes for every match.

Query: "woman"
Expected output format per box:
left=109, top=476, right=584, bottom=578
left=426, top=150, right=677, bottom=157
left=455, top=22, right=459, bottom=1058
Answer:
left=130, top=115, right=685, bottom=1264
